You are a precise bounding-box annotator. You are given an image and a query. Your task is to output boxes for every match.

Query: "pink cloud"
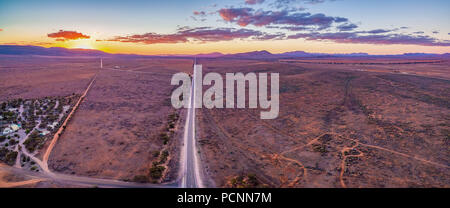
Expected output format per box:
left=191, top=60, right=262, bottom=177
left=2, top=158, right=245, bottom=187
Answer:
left=245, top=0, right=265, bottom=5
left=218, top=8, right=347, bottom=28
left=106, top=27, right=283, bottom=44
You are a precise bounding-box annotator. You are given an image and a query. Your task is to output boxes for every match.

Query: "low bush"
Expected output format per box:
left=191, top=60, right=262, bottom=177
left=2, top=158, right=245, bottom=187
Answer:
left=149, top=165, right=165, bottom=179
left=132, top=175, right=148, bottom=183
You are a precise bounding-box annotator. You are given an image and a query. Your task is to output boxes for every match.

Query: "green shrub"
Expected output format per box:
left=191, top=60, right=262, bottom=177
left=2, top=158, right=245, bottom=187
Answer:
left=132, top=175, right=148, bottom=183
left=149, top=165, right=165, bottom=179
left=159, top=150, right=169, bottom=164
left=0, top=148, right=18, bottom=166
left=160, top=133, right=169, bottom=144
left=8, top=139, right=18, bottom=146
left=152, top=151, right=160, bottom=158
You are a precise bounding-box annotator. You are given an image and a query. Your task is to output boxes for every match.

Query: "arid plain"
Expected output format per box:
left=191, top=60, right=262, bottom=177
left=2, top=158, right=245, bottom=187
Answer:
left=197, top=58, right=449, bottom=188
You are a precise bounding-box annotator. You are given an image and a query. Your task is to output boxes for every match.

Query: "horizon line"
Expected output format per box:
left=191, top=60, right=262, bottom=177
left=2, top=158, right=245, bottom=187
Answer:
left=1, top=44, right=449, bottom=57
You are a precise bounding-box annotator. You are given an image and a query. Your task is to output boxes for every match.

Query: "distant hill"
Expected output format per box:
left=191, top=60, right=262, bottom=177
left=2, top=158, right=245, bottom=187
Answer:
left=193, top=52, right=224, bottom=58
left=0, top=45, right=110, bottom=56
left=0, top=45, right=447, bottom=59
left=223, top=50, right=274, bottom=58
left=279, top=51, right=312, bottom=57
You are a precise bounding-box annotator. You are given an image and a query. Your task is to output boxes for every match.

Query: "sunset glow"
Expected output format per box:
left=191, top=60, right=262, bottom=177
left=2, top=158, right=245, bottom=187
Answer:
left=70, top=41, right=95, bottom=50
left=0, top=0, right=449, bottom=55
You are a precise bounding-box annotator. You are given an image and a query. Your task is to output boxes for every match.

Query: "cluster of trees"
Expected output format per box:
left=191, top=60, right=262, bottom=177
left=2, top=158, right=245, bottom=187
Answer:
left=147, top=150, right=169, bottom=181
left=21, top=100, right=38, bottom=133
left=132, top=112, right=180, bottom=183
left=159, top=112, right=180, bottom=145
left=132, top=150, right=169, bottom=182
left=1, top=98, right=22, bottom=124
left=0, top=148, right=17, bottom=166
left=19, top=96, right=71, bottom=134
left=23, top=130, right=45, bottom=153
left=0, top=108, right=19, bottom=125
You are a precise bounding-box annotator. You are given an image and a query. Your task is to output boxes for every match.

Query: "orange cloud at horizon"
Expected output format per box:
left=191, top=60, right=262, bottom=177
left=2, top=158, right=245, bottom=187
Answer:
left=47, top=30, right=90, bottom=41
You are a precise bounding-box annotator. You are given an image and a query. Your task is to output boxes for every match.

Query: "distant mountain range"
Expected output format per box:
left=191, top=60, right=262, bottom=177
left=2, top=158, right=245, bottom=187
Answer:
left=222, top=50, right=449, bottom=59
left=0, top=45, right=110, bottom=56
left=0, top=45, right=448, bottom=59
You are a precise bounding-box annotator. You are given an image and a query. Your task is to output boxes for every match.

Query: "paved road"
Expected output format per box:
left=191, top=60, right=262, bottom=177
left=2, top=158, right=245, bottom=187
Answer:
left=180, top=63, right=204, bottom=188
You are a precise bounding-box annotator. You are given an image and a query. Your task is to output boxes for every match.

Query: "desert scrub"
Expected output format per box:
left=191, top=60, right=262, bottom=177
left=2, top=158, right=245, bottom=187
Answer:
left=159, top=132, right=169, bottom=145
left=158, top=150, right=169, bottom=164
left=312, top=143, right=328, bottom=154
left=132, top=175, right=149, bottom=183
left=228, top=173, right=266, bottom=188
left=149, top=164, right=165, bottom=179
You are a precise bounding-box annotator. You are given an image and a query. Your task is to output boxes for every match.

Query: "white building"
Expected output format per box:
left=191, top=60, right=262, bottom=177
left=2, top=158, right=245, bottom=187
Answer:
left=48, top=121, right=59, bottom=129
left=2, top=127, right=12, bottom=135
left=9, top=124, right=20, bottom=132
left=40, top=130, right=50, bottom=136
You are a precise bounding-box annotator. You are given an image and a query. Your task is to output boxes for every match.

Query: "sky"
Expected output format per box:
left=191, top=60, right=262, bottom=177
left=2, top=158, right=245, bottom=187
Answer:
left=0, top=0, right=449, bottom=55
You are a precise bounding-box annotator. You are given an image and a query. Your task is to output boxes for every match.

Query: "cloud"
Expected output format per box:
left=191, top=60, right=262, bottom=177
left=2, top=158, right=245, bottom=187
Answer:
left=47, top=30, right=90, bottom=41
left=303, top=0, right=336, bottom=4
left=193, top=11, right=206, bottom=16
left=218, top=8, right=252, bottom=22
left=245, top=0, right=265, bottom=5
left=192, top=11, right=208, bottom=21
left=278, top=26, right=314, bottom=31
left=287, top=32, right=450, bottom=46
left=272, top=0, right=335, bottom=8
left=363, top=29, right=394, bottom=34
left=192, top=9, right=218, bottom=21
left=337, top=23, right=358, bottom=31
left=218, top=7, right=348, bottom=29
left=106, top=27, right=283, bottom=44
